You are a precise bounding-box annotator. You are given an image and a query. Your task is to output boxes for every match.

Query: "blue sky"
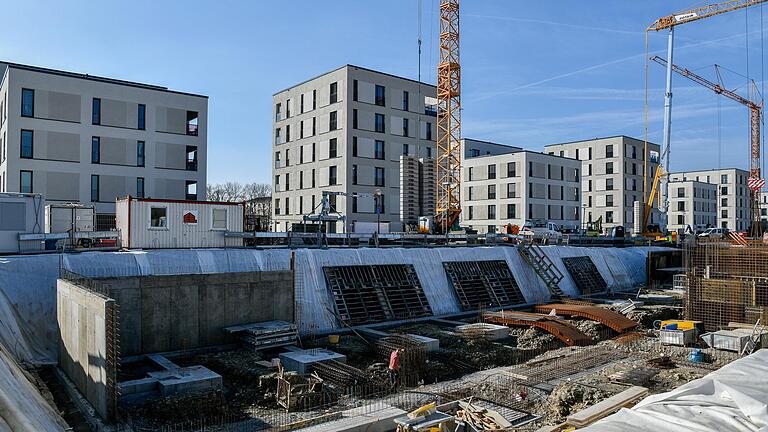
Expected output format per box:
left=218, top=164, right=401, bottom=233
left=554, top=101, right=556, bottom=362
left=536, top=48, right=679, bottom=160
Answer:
left=1, top=0, right=767, bottom=183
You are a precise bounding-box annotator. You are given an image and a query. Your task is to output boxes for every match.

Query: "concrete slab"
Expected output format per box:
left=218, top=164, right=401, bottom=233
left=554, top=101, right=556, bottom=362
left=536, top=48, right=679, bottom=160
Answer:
left=296, top=404, right=407, bottom=432
left=146, top=353, right=179, bottom=370
left=279, top=349, right=347, bottom=374
left=147, top=365, right=222, bottom=396
left=455, top=323, right=509, bottom=340
left=406, top=334, right=440, bottom=352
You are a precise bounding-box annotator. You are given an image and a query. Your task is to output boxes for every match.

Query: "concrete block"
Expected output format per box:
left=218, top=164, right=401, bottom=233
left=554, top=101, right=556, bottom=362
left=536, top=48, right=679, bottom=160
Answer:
left=406, top=334, right=440, bottom=352
left=279, top=349, right=347, bottom=374
left=148, top=365, right=223, bottom=397
left=119, top=377, right=159, bottom=396
left=455, top=323, right=510, bottom=340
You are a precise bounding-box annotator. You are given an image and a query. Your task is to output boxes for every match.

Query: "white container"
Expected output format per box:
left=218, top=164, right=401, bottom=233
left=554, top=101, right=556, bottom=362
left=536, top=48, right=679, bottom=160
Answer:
left=116, top=197, right=244, bottom=249
left=353, top=221, right=390, bottom=234
left=0, top=193, right=45, bottom=253
left=659, top=328, right=696, bottom=346
left=45, top=204, right=95, bottom=233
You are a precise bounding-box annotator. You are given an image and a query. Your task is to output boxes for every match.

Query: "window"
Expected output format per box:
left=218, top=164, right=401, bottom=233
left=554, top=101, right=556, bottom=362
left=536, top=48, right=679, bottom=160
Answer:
left=426, top=122, right=432, bottom=141
left=91, top=175, right=100, bottom=201
left=721, top=186, right=728, bottom=195
left=91, top=137, right=100, bottom=163
left=312, top=117, right=316, bottom=135
left=352, top=164, right=358, bottom=185
left=275, top=128, right=281, bottom=145
left=507, top=203, right=516, bottom=219
left=330, top=82, right=338, bottom=104
left=470, top=149, right=480, bottom=157
left=312, top=90, right=317, bottom=110
left=299, top=146, right=304, bottom=164
left=487, top=184, right=496, bottom=199
left=375, top=167, right=385, bottom=187
left=20, top=171, right=32, bottom=193
left=92, top=98, right=101, bottom=125
left=137, top=104, right=146, bottom=130
left=678, top=215, right=685, bottom=225
left=606, top=211, right=614, bottom=223
left=375, top=140, right=385, bottom=159
left=605, top=162, right=613, bottom=174
left=468, top=186, right=473, bottom=200
left=150, top=207, right=167, bottom=228
left=677, top=187, right=685, bottom=198
left=352, top=137, right=358, bottom=157
left=632, top=179, right=637, bottom=191
left=212, top=208, right=227, bottom=230
left=20, top=130, right=33, bottom=159
left=606, top=195, right=614, bottom=207
left=312, top=169, right=316, bottom=188
left=721, top=198, right=728, bottom=207
left=375, top=85, right=385, bottom=106
left=285, top=197, right=290, bottom=215
left=353, top=80, right=358, bottom=101
left=329, top=166, right=337, bottom=185
left=605, top=144, right=613, bottom=158
left=468, top=206, right=474, bottom=220
left=186, top=181, right=198, bottom=200
left=588, top=147, right=593, bottom=160
left=329, top=138, right=337, bottom=158
left=286, top=99, right=292, bottom=117
left=186, top=111, right=199, bottom=136
left=275, top=199, right=281, bottom=215
left=375, top=113, right=385, bottom=133
left=312, top=143, right=316, bottom=161
left=721, top=174, right=728, bottom=184
left=488, top=164, right=496, bottom=179
left=468, top=167, right=474, bottom=181
left=488, top=205, right=496, bottom=219
left=507, top=162, right=516, bottom=177
left=137, top=141, right=145, bottom=167
left=275, top=103, right=282, bottom=122
left=606, top=178, right=613, bottom=191
left=186, top=146, right=198, bottom=171
left=426, top=147, right=432, bottom=158
left=285, top=173, right=290, bottom=191
left=137, top=177, right=145, bottom=198
left=353, top=109, right=358, bottom=129
left=402, top=118, right=409, bottom=137
left=402, top=144, right=409, bottom=156
left=507, top=183, right=516, bottom=198
left=300, top=120, right=304, bottom=139
left=722, top=209, right=728, bottom=218
left=299, top=171, right=304, bottom=189
left=329, top=111, right=338, bottom=130
left=285, top=124, right=291, bottom=142
left=21, top=89, right=34, bottom=117
left=677, top=201, right=685, bottom=211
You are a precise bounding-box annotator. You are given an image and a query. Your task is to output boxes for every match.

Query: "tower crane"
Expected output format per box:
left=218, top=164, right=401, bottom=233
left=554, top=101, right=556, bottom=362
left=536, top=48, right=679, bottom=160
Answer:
left=435, top=0, right=462, bottom=232
left=644, top=0, right=768, bottom=235
left=651, top=56, right=764, bottom=234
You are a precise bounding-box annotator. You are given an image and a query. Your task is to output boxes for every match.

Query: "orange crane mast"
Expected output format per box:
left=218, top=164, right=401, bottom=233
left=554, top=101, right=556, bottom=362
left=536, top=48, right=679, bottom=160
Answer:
left=435, top=0, right=462, bottom=232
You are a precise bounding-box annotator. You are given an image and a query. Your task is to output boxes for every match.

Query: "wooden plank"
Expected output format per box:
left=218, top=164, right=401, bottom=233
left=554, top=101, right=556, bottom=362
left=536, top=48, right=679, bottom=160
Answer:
left=566, top=386, right=649, bottom=427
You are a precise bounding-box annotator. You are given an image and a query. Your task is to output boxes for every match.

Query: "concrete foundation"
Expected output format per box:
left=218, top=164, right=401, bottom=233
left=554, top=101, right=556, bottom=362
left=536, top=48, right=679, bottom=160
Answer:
left=407, top=334, right=440, bottom=352
left=279, top=349, right=347, bottom=374
left=121, top=353, right=222, bottom=399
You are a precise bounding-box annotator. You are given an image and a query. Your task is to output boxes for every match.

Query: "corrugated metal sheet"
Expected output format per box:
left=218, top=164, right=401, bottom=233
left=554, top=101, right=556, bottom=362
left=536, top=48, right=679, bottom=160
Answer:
left=116, top=198, right=243, bottom=249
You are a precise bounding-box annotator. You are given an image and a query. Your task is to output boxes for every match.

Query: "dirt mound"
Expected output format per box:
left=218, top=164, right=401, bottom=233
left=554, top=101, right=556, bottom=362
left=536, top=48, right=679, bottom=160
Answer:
left=548, top=383, right=610, bottom=419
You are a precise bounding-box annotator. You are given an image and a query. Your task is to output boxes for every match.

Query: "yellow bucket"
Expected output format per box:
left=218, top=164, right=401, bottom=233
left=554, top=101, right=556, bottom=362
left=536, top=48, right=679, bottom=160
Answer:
left=328, top=335, right=340, bottom=344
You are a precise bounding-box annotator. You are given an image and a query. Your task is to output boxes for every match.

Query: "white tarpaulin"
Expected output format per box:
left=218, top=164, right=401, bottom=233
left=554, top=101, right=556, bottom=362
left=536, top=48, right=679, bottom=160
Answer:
left=581, top=349, right=768, bottom=432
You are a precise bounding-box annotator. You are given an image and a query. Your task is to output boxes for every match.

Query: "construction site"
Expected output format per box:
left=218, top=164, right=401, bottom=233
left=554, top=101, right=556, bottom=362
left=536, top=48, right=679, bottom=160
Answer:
left=3, top=1, right=768, bottom=432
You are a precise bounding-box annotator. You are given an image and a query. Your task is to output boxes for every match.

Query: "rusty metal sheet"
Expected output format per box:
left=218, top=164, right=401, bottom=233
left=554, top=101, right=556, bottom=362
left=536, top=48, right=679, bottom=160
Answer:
left=534, top=303, right=639, bottom=333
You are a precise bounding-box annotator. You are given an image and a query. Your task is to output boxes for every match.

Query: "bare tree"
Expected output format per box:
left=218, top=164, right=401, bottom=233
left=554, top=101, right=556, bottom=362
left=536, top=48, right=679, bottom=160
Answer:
left=206, top=181, right=272, bottom=230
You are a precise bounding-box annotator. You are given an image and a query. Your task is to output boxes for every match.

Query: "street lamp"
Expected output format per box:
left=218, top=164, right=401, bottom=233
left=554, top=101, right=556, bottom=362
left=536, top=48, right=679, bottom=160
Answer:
left=581, top=203, right=588, bottom=234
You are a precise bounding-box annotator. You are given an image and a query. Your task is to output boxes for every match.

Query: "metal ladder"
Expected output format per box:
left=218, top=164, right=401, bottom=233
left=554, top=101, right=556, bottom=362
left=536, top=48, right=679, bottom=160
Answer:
left=517, top=241, right=566, bottom=298
left=741, top=319, right=764, bottom=356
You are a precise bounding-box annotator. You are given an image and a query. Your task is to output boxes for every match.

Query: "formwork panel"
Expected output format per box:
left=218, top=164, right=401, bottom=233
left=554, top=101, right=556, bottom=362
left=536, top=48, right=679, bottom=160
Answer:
left=323, top=264, right=433, bottom=326
left=442, top=260, right=525, bottom=311
left=562, top=256, right=607, bottom=296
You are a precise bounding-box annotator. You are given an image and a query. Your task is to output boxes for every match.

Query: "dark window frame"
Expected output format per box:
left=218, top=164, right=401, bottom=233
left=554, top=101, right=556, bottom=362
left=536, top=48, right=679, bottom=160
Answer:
left=375, top=113, right=385, bottom=133
left=137, top=141, right=145, bottom=167
left=92, top=98, right=101, bottom=125
left=137, top=104, right=146, bottom=130
left=91, top=136, right=100, bottom=164
left=20, top=170, right=33, bottom=193
left=91, top=175, right=100, bottom=202
left=137, top=177, right=145, bottom=198
left=21, top=89, right=34, bottom=117
left=20, top=129, right=33, bottom=159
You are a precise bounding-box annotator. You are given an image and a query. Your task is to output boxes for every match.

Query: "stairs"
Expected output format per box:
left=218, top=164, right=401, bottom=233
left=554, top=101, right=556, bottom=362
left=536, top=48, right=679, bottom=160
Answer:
left=741, top=319, right=764, bottom=356
left=517, top=241, right=566, bottom=298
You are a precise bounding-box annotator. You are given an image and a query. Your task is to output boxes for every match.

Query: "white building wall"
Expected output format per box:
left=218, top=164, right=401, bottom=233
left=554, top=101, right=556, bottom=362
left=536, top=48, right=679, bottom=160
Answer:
left=669, top=168, right=750, bottom=231
left=667, top=180, right=717, bottom=233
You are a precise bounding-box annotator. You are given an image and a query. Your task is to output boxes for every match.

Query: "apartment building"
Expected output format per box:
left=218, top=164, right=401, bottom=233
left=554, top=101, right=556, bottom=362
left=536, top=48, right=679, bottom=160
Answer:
left=543, top=136, right=661, bottom=232
left=668, top=168, right=751, bottom=231
left=0, top=62, right=207, bottom=223
left=460, top=139, right=581, bottom=234
left=666, top=180, right=717, bottom=233
left=271, top=65, right=437, bottom=232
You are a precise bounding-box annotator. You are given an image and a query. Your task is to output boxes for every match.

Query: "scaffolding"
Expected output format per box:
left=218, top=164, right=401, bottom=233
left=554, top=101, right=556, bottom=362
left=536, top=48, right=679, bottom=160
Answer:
left=685, top=239, right=768, bottom=331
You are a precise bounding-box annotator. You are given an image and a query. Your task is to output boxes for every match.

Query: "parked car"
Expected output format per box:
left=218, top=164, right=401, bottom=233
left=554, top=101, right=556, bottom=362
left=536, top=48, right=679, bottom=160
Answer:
left=698, top=227, right=728, bottom=238
left=520, top=220, right=563, bottom=242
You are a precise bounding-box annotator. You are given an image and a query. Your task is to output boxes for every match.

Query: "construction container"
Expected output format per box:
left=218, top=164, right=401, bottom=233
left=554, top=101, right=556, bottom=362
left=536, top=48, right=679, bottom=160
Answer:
left=45, top=203, right=95, bottom=233
left=0, top=193, right=45, bottom=254
left=659, top=328, right=696, bottom=346
left=701, top=329, right=768, bottom=352
left=116, top=197, right=244, bottom=249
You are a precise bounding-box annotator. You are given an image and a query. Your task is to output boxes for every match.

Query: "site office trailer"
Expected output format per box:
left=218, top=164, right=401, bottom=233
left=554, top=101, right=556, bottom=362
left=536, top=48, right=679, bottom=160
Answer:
left=116, top=197, right=244, bottom=249
left=0, top=193, right=45, bottom=253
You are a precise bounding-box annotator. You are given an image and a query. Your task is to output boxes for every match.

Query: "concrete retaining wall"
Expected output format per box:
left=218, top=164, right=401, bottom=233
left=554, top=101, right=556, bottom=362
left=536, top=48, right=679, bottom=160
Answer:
left=57, top=279, right=116, bottom=421
left=99, top=271, right=294, bottom=356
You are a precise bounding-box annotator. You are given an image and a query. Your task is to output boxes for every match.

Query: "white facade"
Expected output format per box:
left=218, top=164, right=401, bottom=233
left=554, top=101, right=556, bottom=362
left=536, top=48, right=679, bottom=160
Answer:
left=271, top=65, right=437, bottom=233
left=544, top=136, right=661, bottom=232
left=0, top=62, right=208, bottom=220
left=115, top=197, right=242, bottom=249
left=460, top=139, right=582, bottom=234
left=668, top=168, right=751, bottom=231
left=666, top=180, right=717, bottom=233
left=0, top=192, right=44, bottom=253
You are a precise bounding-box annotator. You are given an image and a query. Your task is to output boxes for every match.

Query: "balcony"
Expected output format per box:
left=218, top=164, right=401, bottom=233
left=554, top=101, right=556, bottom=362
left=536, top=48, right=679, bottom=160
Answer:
left=425, top=106, right=437, bottom=117
left=186, top=160, right=198, bottom=171
left=186, top=123, right=199, bottom=136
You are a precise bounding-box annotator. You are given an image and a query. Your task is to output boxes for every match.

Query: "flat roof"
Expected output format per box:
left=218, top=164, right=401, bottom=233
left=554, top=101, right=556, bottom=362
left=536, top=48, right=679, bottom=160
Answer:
left=1, top=61, right=208, bottom=98
left=669, top=167, right=749, bottom=174
left=462, top=137, right=581, bottom=162
left=542, top=135, right=660, bottom=148
left=273, top=64, right=437, bottom=96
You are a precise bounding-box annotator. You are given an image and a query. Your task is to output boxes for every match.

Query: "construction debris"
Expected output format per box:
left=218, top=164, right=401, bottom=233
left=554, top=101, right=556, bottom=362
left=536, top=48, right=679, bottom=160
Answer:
left=455, top=400, right=513, bottom=430
left=225, top=320, right=298, bottom=350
